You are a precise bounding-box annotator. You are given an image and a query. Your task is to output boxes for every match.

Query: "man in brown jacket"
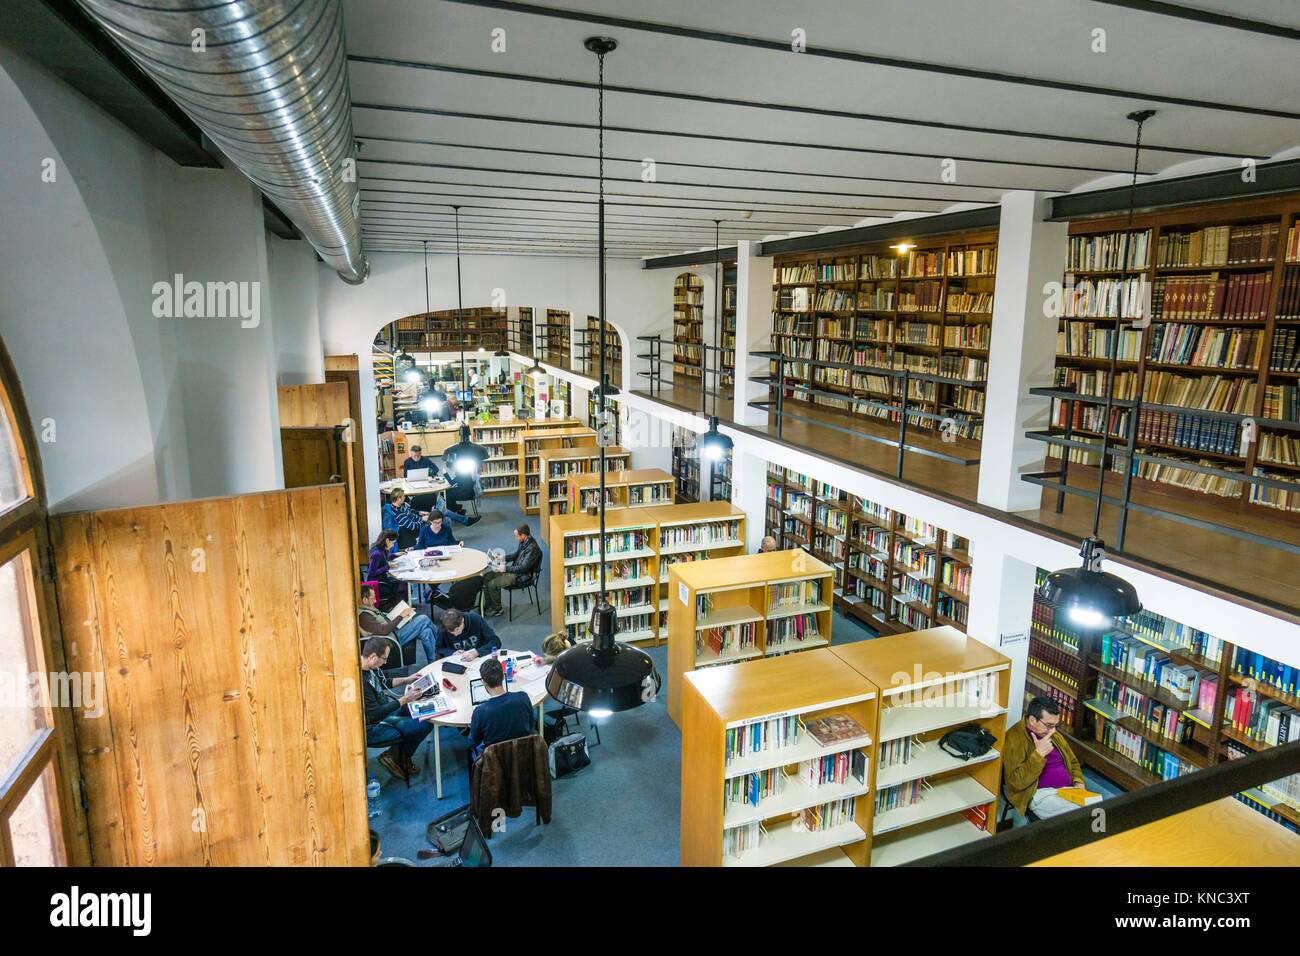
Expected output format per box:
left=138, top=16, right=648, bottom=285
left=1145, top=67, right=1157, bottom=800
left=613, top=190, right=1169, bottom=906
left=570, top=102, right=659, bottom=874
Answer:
left=1003, top=696, right=1086, bottom=820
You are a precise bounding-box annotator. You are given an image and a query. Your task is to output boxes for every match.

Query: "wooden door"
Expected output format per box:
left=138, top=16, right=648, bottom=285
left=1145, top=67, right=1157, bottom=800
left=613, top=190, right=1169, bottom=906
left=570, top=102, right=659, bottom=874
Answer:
left=282, top=424, right=359, bottom=567
left=324, top=356, right=370, bottom=552
left=49, top=484, right=368, bottom=866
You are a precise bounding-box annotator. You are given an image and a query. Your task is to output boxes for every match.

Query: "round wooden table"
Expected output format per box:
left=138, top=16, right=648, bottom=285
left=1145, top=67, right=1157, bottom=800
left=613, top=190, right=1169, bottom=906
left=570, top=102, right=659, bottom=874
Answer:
left=411, top=651, right=552, bottom=798
left=389, top=547, right=489, bottom=586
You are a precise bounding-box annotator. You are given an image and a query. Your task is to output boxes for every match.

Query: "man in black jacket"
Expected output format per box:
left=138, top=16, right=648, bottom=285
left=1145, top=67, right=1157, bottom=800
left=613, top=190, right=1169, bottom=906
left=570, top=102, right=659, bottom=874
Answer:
left=361, top=638, right=432, bottom=782
left=480, top=524, right=544, bottom=617
left=433, top=608, right=502, bottom=661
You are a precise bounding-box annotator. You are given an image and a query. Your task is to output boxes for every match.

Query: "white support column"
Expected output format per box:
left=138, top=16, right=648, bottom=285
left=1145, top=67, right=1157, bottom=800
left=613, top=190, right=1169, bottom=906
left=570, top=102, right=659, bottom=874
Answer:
left=733, top=240, right=774, bottom=426
left=730, top=448, right=768, bottom=553
left=965, top=544, right=1038, bottom=727
left=978, top=191, right=1068, bottom=511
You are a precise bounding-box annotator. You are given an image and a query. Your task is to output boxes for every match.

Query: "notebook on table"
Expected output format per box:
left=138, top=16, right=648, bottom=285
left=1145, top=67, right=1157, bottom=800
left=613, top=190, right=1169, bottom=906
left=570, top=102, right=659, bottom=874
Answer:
left=409, top=695, right=454, bottom=721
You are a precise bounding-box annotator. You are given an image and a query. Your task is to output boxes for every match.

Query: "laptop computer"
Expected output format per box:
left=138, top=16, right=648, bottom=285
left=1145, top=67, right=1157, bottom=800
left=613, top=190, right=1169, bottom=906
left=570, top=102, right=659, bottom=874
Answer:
left=469, top=678, right=490, bottom=706
left=407, top=467, right=430, bottom=481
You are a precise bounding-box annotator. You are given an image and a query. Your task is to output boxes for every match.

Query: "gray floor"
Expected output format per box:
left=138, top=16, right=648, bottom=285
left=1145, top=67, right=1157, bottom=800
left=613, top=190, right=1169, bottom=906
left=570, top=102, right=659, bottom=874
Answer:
left=367, top=489, right=877, bottom=867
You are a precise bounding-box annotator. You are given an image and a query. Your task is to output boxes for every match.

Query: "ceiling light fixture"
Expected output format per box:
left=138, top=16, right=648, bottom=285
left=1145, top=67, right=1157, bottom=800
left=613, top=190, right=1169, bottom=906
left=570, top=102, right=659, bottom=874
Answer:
left=442, top=206, right=489, bottom=476
left=547, top=35, right=658, bottom=715
left=1037, top=110, right=1152, bottom=631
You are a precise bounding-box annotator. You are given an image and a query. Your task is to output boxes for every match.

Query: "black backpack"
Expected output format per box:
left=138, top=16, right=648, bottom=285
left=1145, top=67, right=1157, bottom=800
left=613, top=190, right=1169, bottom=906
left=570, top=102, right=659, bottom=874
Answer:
left=938, top=724, right=996, bottom=761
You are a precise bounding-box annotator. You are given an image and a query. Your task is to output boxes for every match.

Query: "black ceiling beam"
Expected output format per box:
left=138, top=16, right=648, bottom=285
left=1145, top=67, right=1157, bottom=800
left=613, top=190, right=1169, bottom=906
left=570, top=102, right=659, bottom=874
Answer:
left=2, top=0, right=217, bottom=168
left=357, top=156, right=1000, bottom=202
left=350, top=55, right=1243, bottom=157
left=1087, top=0, right=1300, bottom=40
left=743, top=206, right=1001, bottom=258
left=360, top=183, right=931, bottom=216
left=353, top=133, right=1051, bottom=190
left=351, top=103, right=1148, bottom=175
left=438, top=0, right=1300, bottom=119
left=1049, top=157, right=1300, bottom=221
left=641, top=247, right=740, bottom=270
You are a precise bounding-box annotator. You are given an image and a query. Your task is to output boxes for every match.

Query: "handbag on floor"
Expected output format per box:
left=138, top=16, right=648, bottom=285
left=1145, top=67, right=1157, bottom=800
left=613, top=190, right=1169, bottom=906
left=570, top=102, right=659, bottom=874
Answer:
left=548, top=733, right=591, bottom=779
left=427, top=804, right=473, bottom=855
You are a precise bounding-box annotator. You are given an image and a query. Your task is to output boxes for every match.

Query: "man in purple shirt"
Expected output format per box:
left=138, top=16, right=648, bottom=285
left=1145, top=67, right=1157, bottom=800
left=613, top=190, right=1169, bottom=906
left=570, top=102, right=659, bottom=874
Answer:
left=1003, top=696, right=1087, bottom=819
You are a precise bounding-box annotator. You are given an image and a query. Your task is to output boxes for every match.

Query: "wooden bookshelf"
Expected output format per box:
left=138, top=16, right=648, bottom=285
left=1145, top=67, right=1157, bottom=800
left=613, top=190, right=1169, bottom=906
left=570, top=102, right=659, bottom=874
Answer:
left=673, top=272, right=705, bottom=381
left=721, top=263, right=737, bottom=389
left=680, top=648, right=878, bottom=867
left=582, top=313, right=622, bottom=384
left=1027, top=571, right=1300, bottom=832
left=769, top=230, right=996, bottom=447
left=517, top=421, right=589, bottom=514
left=671, top=425, right=700, bottom=502
left=390, top=307, right=508, bottom=353
left=1049, top=193, right=1300, bottom=516
left=667, top=549, right=835, bottom=727
left=566, top=468, right=674, bottom=514
left=378, top=423, right=462, bottom=479
left=586, top=391, right=621, bottom=444
left=765, top=464, right=971, bottom=636
left=831, top=627, right=1009, bottom=865
left=515, top=306, right=534, bottom=354
left=468, top=419, right=524, bottom=495
left=536, top=444, right=631, bottom=542
left=548, top=500, right=746, bottom=647
left=539, top=308, right=571, bottom=367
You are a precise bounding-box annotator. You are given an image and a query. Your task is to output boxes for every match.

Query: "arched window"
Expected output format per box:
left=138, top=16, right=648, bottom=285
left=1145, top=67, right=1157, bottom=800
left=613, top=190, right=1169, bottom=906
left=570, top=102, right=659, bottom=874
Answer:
left=0, top=337, right=83, bottom=865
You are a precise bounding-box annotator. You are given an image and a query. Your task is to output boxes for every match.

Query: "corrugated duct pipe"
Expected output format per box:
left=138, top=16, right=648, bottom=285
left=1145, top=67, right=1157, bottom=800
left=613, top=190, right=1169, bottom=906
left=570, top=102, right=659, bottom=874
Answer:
left=75, top=0, right=369, bottom=283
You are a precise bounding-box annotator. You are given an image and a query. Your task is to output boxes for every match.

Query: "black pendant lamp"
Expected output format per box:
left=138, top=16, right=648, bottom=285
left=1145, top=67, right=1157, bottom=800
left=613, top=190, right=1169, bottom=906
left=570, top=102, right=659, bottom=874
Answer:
left=442, top=206, right=490, bottom=477
left=416, top=241, right=446, bottom=416
left=1037, top=110, right=1152, bottom=631
left=698, top=219, right=733, bottom=463
left=547, top=36, right=658, bottom=716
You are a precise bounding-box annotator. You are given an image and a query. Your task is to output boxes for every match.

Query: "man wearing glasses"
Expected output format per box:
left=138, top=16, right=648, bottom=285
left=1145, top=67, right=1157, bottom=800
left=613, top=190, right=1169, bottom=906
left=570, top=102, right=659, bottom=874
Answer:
left=1003, top=696, right=1086, bottom=820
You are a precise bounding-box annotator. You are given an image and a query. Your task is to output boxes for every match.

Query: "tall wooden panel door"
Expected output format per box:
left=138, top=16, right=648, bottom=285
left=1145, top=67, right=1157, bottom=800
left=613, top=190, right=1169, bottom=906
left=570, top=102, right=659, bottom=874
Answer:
left=281, top=424, right=359, bottom=566
left=49, top=484, right=368, bottom=866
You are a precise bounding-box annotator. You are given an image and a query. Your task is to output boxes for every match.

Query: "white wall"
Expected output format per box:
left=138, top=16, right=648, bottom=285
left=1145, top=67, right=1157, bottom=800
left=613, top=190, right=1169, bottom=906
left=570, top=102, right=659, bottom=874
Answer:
left=0, top=48, right=189, bottom=511
left=268, top=234, right=325, bottom=387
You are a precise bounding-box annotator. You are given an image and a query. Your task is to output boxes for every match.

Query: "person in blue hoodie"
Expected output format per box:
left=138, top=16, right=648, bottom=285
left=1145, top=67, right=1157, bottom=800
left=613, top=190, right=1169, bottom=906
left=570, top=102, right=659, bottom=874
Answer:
left=415, top=509, right=459, bottom=549
left=382, top=488, right=424, bottom=550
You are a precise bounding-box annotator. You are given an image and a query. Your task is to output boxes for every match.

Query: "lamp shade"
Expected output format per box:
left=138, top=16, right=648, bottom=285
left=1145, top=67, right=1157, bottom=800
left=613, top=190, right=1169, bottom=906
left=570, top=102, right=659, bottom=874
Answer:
left=443, top=423, right=488, bottom=477
left=1038, top=538, right=1141, bottom=631
left=699, top=416, right=733, bottom=461
left=545, top=639, right=658, bottom=714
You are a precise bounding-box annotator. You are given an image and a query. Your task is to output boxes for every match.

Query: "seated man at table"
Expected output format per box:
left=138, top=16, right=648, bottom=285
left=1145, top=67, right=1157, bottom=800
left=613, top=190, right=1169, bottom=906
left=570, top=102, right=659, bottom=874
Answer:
left=382, top=488, right=425, bottom=551
left=480, top=524, right=544, bottom=617
left=361, top=637, right=432, bottom=783
left=1003, top=696, right=1087, bottom=820
left=358, top=586, right=438, bottom=664
left=416, top=509, right=459, bottom=549
left=402, top=444, right=438, bottom=479
left=433, top=607, right=501, bottom=661
left=468, top=657, right=536, bottom=763
left=438, top=465, right=481, bottom=527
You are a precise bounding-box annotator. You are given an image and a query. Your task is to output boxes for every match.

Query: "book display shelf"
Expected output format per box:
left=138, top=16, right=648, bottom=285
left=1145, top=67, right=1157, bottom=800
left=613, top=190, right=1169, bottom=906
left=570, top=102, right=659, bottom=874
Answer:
left=1046, top=195, right=1300, bottom=515
left=517, top=421, right=588, bottom=514
left=673, top=272, right=705, bottom=381
left=1027, top=571, right=1299, bottom=833
left=536, top=444, right=631, bottom=542
left=769, top=231, right=997, bottom=443
left=764, top=464, right=972, bottom=636
left=679, top=627, right=1009, bottom=866
left=666, top=549, right=835, bottom=727
left=390, top=307, right=508, bottom=352
left=566, top=468, right=674, bottom=514
left=680, top=648, right=878, bottom=867
left=548, top=500, right=746, bottom=647
left=468, top=419, right=524, bottom=495
left=539, top=309, right=571, bottom=366
left=672, top=425, right=700, bottom=502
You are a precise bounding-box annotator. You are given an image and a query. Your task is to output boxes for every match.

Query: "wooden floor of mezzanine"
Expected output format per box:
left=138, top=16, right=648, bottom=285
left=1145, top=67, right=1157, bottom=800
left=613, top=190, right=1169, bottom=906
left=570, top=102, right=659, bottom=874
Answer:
left=631, top=383, right=1300, bottom=621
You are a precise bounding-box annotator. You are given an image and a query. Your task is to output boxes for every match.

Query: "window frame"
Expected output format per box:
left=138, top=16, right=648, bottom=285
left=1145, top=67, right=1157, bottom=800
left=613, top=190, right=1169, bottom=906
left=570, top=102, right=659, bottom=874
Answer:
left=0, top=336, right=87, bottom=866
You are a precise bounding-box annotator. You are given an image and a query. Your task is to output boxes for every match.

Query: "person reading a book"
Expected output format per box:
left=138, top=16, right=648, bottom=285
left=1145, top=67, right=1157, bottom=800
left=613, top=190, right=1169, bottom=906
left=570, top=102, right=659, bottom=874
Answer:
left=467, top=657, right=535, bottom=763
left=416, top=509, right=460, bottom=549
left=1003, top=696, right=1087, bottom=820
left=361, top=637, right=432, bottom=783
left=358, top=586, right=439, bottom=663
left=433, top=608, right=502, bottom=661
left=366, top=530, right=405, bottom=610
left=479, top=524, right=544, bottom=618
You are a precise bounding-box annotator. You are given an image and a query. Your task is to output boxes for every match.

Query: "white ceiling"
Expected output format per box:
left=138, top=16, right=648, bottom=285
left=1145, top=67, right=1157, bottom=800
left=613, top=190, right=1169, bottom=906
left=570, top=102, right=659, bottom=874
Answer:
left=341, top=0, right=1300, bottom=258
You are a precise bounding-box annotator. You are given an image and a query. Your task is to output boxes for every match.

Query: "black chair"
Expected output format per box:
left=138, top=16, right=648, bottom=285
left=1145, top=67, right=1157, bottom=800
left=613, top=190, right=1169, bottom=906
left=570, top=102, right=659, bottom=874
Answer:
left=432, top=576, right=484, bottom=613
left=504, top=569, right=542, bottom=621
left=361, top=634, right=410, bottom=673
left=998, top=780, right=1039, bottom=828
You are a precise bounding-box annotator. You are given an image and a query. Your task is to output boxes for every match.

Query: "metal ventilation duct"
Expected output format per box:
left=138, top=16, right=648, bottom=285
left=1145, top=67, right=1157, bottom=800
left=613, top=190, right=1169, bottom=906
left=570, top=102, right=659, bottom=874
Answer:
left=75, top=0, right=369, bottom=283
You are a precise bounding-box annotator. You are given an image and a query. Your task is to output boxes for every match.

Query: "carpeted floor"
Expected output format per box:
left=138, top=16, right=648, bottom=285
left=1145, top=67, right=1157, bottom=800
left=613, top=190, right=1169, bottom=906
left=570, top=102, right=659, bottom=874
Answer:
left=366, top=487, right=877, bottom=867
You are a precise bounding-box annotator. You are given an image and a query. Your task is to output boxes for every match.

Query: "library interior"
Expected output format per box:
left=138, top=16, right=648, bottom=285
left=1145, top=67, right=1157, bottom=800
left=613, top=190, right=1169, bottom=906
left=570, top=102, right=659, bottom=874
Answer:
left=2, top=0, right=1300, bottom=878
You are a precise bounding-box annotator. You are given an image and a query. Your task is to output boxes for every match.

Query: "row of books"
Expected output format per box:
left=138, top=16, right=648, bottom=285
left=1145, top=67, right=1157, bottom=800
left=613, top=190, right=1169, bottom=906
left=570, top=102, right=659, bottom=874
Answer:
left=875, top=779, right=927, bottom=814
left=1135, top=408, right=1243, bottom=457
left=946, top=247, right=997, bottom=276
left=1126, top=610, right=1226, bottom=665
left=625, top=484, right=672, bottom=506
left=562, top=529, right=652, bottom=560
left=1249, top=469, right=1300, bottom=512
left=1258, top=433, right=1300, bottom=467
left=936, top=594, right=970, bottom=624
left=564, top=587, right=652, bottom=618
left=1272, top=328, right=1300, bottom=372
left=563, top=557, right=651, bottom=591
left=1143, top=372, right=1257, bottom=416
left=1053, top=366, right=1140, bottom=400
left=1061, top=277, right=1147, bottom=319
left=661, top=520, right=742, bottom=547
left=1147, top=324, right=1263, bottom=369
left=1025, top=679, right=1078, bottom=728
left=877, top=736, right=921, bottom=770
left=1223, top=687, right=1300, bottom=746
left=1231, top=646, right=1300, bottom=697
left=944, top=323, right=991, bottom=349
left=1151, top=272, right=1272, bottom=322
left=898, top=286, right=944, bottom=312
left=768, top=579, right=823, bottom=609
left=1275, top=266, right=1300, bottom=319
left=724, top=768, right=784, bottom=809
left=1155, top=222, right=1280, bottom=268
left=565, top=610, right=652, bottom=642
left=1092, top=717, right=1194, bottom=780
left=697, top=621, right=758, bottom=659
left=945, top=291, right=994, bottom=313
left=1029, top=635, right=1084, bottom=689
left=1057, top=324, right=1144, bottom=361
left=768, top=613, right=821, bottom=647
left=1094, top=676, right=1198, bottom=744
left=725, top=715, right=801, bottom=763
left=800, top=748, right=869, bottom=788
left=1099, top=634, right=1216, bottom=710
left=797, top=797, right=858, bottom=833
left=722, top=821, right=761, bottom=858
left=475, top=427, right=522, bottom=443
left=899, top=320, right=941, bottom=345
left=1067, top=230, right=1150, bottom=272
